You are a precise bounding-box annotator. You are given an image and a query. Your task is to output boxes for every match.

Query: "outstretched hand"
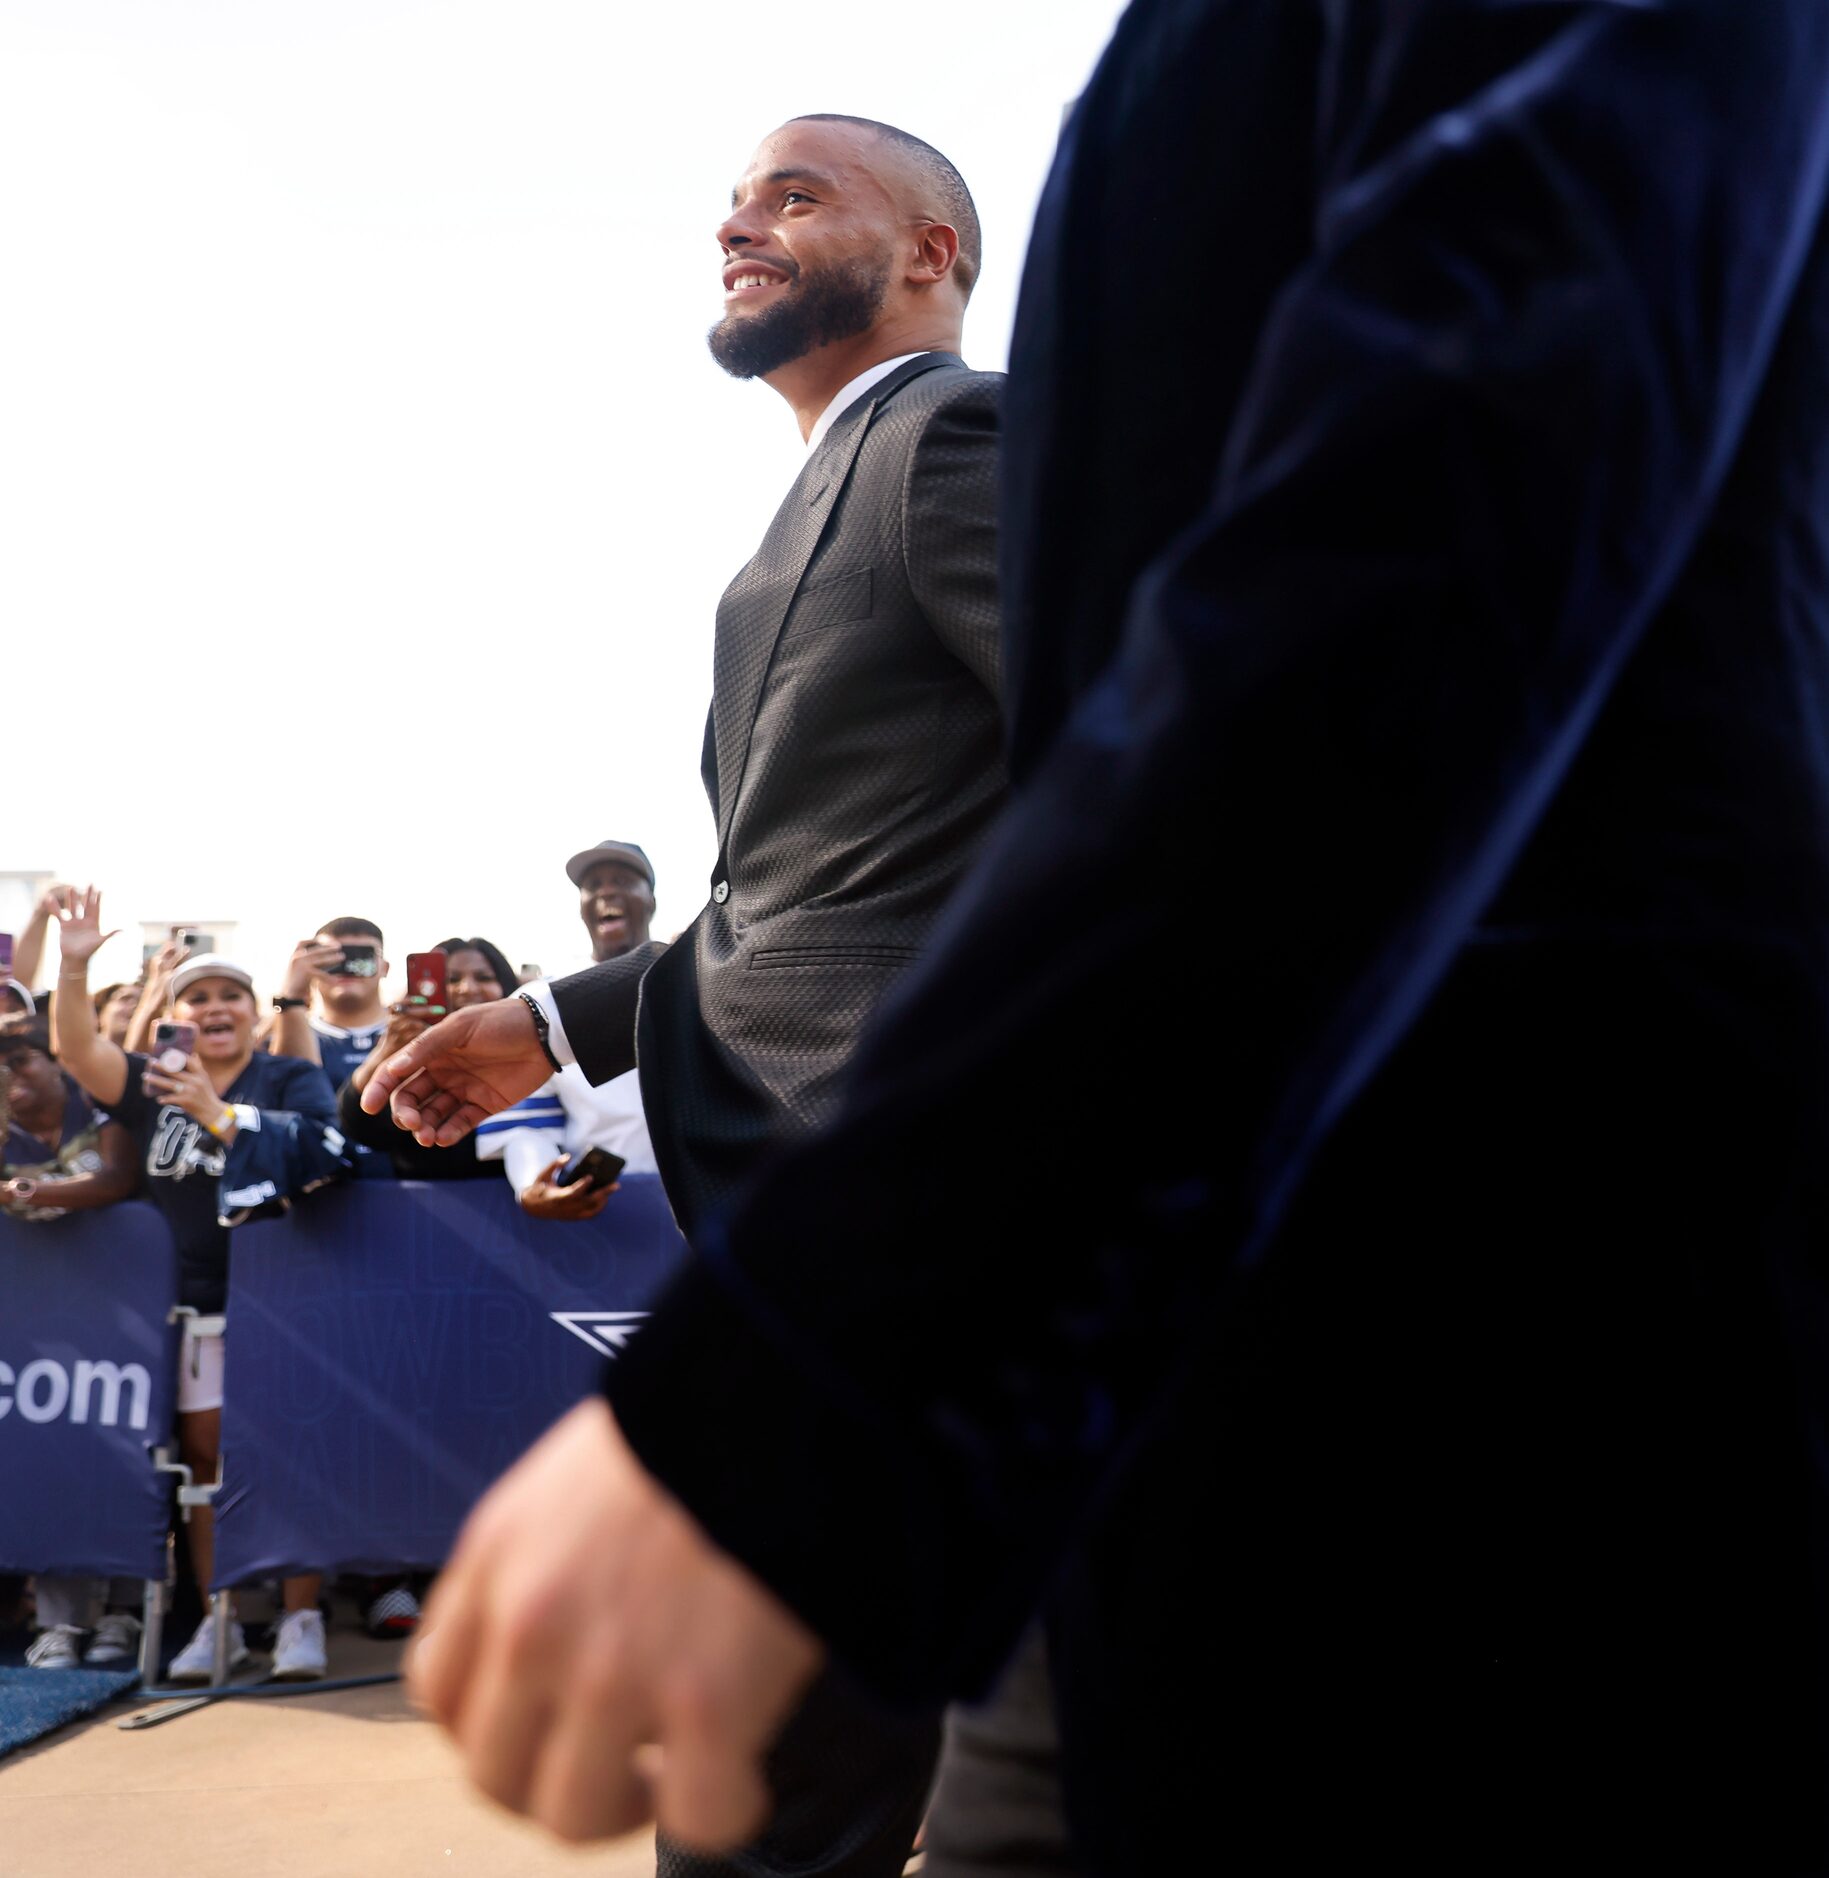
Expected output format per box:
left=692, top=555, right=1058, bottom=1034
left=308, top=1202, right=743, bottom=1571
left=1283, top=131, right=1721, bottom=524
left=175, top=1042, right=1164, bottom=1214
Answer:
left=360, top=994, right=549, bottom=1145
left=50, top=885, right=120, bottom=966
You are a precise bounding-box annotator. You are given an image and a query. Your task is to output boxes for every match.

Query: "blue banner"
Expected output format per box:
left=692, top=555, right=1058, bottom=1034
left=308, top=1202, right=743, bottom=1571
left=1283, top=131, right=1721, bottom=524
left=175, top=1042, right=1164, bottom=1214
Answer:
left=0, top=1202, right=179, bottom=1580
left=212, top=1175, right=689, bottom=1585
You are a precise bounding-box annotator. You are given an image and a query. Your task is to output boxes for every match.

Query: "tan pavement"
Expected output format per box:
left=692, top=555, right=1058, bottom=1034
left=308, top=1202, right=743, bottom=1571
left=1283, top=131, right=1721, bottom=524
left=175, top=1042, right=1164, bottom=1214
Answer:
left=0, top=1632, right=654, bottom=1878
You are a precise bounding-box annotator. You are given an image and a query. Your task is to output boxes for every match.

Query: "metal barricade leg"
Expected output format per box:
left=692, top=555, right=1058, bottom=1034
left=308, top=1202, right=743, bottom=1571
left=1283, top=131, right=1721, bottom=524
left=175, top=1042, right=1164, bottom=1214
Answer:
left=139, top=1574, right=167, bottom=1686
left=209, top=1589, right=233, bottom=1687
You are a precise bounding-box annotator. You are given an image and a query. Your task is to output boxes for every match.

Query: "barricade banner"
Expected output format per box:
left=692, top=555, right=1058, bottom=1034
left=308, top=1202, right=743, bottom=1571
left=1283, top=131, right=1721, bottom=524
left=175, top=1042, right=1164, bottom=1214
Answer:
left=0, top=1201, right=180, bottom=1579
left=212, top=1176, right=688, bottom=1584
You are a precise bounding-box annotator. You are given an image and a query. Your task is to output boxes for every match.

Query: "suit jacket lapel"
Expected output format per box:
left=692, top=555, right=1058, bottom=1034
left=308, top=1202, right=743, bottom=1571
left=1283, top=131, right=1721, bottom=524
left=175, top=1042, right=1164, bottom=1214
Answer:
left=711, top=352, right=961, bottom=845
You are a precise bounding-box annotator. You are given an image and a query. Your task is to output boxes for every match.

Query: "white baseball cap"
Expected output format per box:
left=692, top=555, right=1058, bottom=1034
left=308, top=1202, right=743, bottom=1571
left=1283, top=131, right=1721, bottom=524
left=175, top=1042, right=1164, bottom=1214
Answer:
left=169, top=954, right=256, bottom=1004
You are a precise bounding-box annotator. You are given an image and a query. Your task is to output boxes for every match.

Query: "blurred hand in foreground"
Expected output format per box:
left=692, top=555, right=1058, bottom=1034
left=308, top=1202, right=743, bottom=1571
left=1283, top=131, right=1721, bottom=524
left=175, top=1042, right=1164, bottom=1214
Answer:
left=409, top=1397, right=822, bottom=1846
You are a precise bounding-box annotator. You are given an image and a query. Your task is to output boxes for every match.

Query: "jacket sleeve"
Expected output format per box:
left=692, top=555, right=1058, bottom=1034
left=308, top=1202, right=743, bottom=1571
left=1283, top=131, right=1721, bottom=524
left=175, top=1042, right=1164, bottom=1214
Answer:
left=903, top=377, right=1002, bottom=699
left=602, top=1, right=1829, bottom=1706
left=220, top=1059, right=350, bottom=1223
left=549, top=942, right=666, bottom=1089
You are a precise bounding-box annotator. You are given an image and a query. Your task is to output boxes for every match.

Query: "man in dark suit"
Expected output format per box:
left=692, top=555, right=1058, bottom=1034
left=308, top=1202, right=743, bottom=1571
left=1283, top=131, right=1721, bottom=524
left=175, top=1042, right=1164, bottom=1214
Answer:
left=371, top=114, right=1002, bottom=1875
left=389, top=3, right=1829, bottom=1870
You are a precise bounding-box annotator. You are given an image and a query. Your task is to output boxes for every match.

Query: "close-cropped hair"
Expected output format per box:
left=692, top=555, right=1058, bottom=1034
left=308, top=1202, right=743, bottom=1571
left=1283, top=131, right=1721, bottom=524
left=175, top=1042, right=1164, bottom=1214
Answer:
left=318, top=915, right=384, bottom=947
left=792, top=113, right=983, bottom=299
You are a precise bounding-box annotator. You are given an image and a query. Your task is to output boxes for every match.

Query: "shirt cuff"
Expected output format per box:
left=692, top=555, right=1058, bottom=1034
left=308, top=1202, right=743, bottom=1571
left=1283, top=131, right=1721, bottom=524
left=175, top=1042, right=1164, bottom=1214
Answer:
left=503, top=1130, right=564, bottom=1197
left=519, top=979, right=577, bottom=1069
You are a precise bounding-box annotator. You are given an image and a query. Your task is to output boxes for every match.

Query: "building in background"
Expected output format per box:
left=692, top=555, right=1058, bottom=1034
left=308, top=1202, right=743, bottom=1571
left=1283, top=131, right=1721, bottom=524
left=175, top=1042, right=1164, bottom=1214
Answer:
left=138, top=919, right=242, bottom=967
left=0, top=871, right=56, bottom=940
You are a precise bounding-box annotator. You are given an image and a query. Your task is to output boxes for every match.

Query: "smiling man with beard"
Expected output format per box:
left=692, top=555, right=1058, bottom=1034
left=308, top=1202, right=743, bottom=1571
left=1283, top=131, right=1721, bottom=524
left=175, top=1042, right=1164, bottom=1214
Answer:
left=370, top=116, right=1006, bottom=1875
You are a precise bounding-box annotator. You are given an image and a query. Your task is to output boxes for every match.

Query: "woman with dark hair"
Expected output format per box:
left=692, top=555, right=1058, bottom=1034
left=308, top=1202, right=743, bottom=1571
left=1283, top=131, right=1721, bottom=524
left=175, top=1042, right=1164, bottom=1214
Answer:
left=335, top=936, right=516, bottom=1179
left=433, top=937, right=518, bottom=1010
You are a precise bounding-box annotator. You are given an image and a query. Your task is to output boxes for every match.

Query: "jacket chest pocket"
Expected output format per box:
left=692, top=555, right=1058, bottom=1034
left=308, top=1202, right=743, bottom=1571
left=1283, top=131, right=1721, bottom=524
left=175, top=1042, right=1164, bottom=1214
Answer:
left=781, top=566, right=873, bottom=639
left=749, top=944, right=920, bottom=971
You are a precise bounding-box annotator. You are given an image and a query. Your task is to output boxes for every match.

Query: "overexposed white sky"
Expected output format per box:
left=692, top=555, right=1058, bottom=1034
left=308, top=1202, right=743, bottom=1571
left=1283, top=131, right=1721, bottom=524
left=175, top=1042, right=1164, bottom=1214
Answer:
left=2, top=0, right=1125, bottom=996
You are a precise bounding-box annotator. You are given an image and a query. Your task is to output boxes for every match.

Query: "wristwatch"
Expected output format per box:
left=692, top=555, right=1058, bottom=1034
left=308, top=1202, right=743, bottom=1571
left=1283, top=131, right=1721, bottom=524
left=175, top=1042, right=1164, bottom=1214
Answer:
left=272, top=996, right=307, bottom=1011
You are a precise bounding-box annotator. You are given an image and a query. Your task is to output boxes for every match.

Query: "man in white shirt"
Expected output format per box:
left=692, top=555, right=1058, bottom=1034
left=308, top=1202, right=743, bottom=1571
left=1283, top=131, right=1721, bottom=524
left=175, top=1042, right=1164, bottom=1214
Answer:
left=476, top=841, right=656, bottom=1218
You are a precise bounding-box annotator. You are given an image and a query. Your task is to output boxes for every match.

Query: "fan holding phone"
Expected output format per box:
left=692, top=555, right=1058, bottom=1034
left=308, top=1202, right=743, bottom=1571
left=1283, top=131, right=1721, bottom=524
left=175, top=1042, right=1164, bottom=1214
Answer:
left=465, top=844, right=660, bottom=1222
left=335, top=937, right=525, bottom=1181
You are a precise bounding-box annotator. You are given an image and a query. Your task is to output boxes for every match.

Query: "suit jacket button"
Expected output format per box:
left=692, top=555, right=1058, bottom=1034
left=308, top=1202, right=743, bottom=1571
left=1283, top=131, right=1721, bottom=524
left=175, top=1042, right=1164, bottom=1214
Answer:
left=713, top=880, right=730, bottom=904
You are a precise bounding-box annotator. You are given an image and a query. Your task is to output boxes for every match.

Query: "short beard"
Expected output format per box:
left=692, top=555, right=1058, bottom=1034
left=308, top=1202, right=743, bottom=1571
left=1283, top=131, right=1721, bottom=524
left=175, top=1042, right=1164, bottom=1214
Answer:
left=707, top=249, right=893, bottom=380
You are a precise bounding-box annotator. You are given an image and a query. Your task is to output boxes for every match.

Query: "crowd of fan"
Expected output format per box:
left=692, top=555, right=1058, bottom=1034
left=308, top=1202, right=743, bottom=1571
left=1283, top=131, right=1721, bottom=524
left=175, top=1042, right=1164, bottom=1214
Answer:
left=0, top=839, right=660, bottom=1683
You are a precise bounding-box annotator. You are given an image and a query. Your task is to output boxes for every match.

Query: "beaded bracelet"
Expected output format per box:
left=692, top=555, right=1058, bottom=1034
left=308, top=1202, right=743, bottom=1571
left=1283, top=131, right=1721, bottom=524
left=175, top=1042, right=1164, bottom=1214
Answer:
left=517, top=992, right=563, bottom=1074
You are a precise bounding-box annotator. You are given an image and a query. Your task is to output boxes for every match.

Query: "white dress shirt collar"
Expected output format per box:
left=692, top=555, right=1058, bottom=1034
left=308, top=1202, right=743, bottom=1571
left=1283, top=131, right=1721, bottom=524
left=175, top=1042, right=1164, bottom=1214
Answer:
left=804, top=352, right=929, bottom=455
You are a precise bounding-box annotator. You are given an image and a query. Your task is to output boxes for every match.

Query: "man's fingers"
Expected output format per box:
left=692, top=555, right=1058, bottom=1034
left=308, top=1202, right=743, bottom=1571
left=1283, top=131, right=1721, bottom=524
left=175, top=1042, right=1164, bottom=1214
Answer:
left=457, top=1638, right=562, bottom=1818
left=527, top=1689, right=656, bottom=1844
left=433, top=1099, right=490, bottom=1148
left=408, top=1085, right=461, bottom=1130
left=362, top=1047, right=425, bottom=1113
left=407, top=1571, right=484, bottom=1728
left=650, top=1690, right=772, bottom=1853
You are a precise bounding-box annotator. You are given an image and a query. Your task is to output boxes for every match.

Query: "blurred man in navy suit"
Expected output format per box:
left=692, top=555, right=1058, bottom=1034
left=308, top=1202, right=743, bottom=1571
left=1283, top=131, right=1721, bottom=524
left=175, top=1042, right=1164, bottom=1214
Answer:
left=403, top=3, right=1829, bottom=1868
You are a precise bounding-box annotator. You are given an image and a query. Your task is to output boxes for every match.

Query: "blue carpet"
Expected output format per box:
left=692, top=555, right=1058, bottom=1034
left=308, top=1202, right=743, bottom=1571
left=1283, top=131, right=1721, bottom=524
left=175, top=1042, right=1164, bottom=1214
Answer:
left=0, top=1663, right=140, bottom=1756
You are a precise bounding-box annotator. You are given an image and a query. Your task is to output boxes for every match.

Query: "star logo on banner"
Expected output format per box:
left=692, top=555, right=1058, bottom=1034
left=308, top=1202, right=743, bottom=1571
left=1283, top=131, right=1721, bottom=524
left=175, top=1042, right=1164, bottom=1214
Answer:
left=550, top=1310, right=650, bottom=1360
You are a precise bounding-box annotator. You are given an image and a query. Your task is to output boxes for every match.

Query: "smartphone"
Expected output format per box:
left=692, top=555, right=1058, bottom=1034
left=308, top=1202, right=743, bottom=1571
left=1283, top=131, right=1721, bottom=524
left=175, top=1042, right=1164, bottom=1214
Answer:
left=0, top=933, right=12, bottom=975
left=149, top=1021, right=198, bottom=1075
left=404, top=951, right=447, bottom=1009
left=554, top=1147, right=625, bottom=1191
left=328, top=941, right=379, bottom=978
left=180, top=930, right=214, bottom=954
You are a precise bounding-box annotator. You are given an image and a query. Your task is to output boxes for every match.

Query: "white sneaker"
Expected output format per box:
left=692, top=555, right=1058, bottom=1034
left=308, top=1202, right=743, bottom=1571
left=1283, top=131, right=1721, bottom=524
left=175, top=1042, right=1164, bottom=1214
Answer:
left=167, top=1613, right=250, bottom=1684
left=24, top=1625, right=84, bottom=1669
left=270, top=1608, right=327, bottom=1681
left=85, top=1612, right=143, bottom=1666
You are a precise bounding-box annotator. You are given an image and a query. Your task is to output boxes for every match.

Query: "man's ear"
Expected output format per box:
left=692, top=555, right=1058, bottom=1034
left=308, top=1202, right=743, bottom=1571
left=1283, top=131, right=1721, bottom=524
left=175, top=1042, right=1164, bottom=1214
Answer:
left=908, top=220, right=961, bottom=289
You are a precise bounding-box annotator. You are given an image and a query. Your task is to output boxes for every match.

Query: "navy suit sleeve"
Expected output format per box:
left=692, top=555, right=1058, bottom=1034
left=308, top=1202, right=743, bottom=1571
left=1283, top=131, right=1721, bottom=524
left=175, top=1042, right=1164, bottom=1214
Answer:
left=604, top=1, right=1829, bottom=1704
